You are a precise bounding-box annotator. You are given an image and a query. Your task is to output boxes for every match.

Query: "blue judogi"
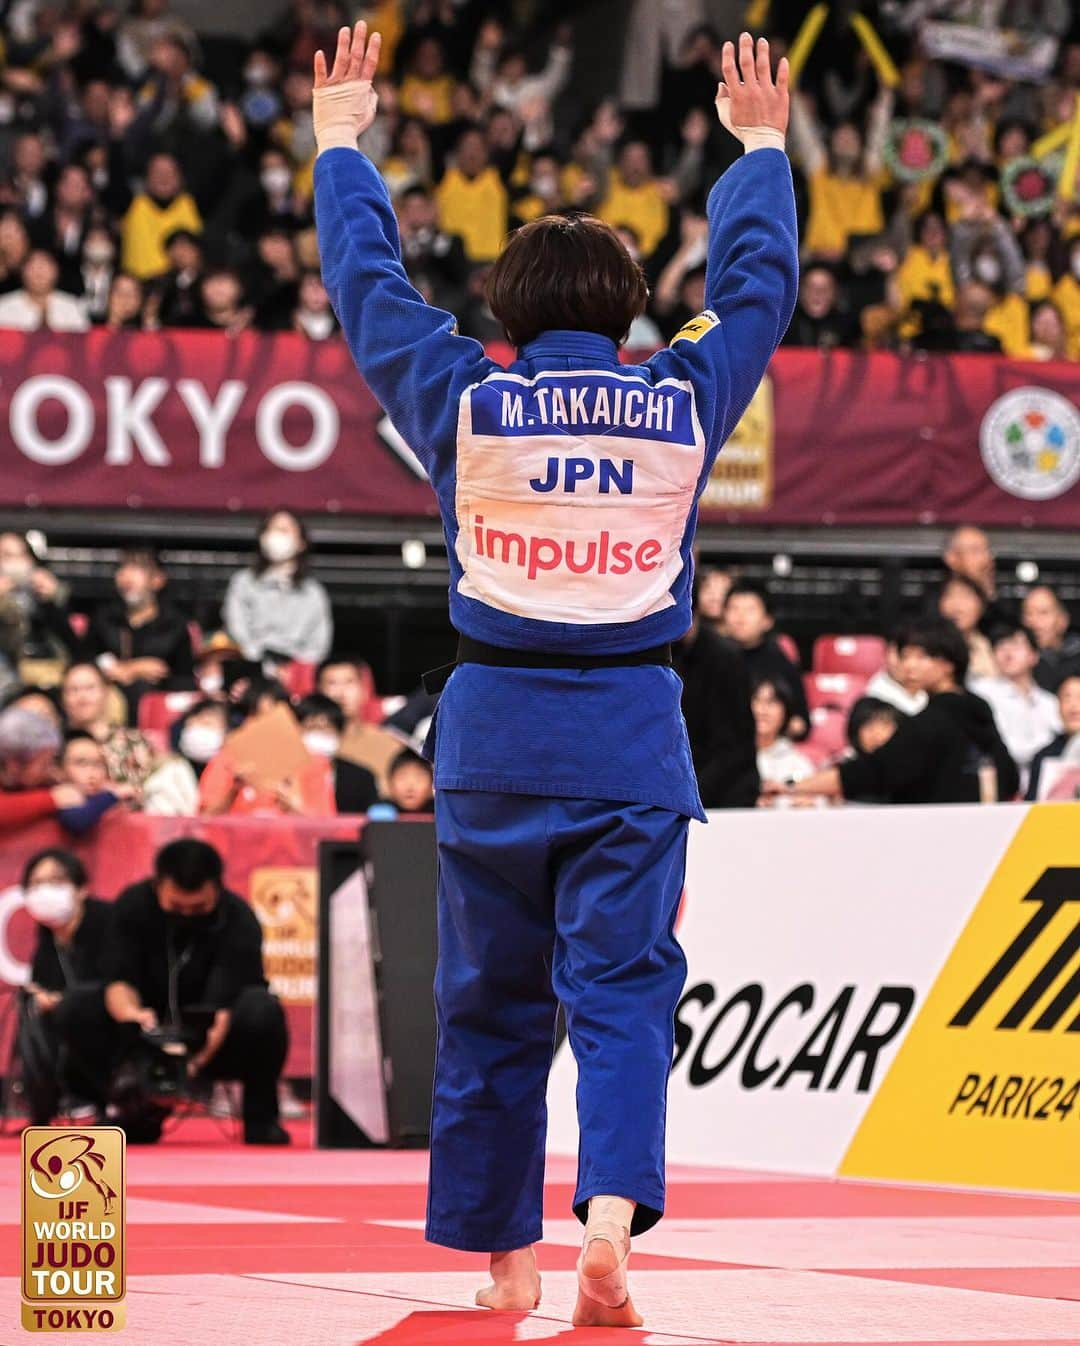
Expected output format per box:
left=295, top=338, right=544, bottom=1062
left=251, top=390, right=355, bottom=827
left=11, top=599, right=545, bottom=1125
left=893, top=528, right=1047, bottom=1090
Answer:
left=315, top=144, right=797, bottom=1249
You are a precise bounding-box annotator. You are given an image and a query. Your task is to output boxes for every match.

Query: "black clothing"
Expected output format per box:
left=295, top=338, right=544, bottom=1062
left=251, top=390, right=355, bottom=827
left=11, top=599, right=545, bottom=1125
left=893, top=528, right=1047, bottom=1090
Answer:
left=333, top=757, right=379, bottom=814
left=19, top=985, right=111, bottom=1124
left=100, top=881, right=284, bottom=1132
left=781, top=304, right=858, bottom=349
left=103, top=880, right=267, bottom=1019
left=673, top=626, right=759, bottom=808
left=1034, top=638, right=1080, bottom=693
left=838, top=689, right=1019, bottom=805
left=30, top=896, right=112, bottom=992
left=155, top=268, right=205, bottom=328
left=82, top=597, right=195, bottom=683
left=1026, top=733, right=1076, bottom=801
left=738, top=637, right=810, bottom=739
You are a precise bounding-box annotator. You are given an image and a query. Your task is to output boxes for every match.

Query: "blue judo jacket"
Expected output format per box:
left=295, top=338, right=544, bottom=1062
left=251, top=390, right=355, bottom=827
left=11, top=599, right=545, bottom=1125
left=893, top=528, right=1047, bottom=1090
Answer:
left=315, top=146, right=798, bottom=821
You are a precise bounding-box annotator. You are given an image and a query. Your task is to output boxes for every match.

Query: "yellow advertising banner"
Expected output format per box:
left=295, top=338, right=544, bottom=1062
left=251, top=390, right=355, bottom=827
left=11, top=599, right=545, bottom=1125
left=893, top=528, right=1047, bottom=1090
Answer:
left=841, top=804, right=1080, bottom=1192
left=700, top=375, right=774, bottom=511
left=21, top=1126, right=126, bottom=1332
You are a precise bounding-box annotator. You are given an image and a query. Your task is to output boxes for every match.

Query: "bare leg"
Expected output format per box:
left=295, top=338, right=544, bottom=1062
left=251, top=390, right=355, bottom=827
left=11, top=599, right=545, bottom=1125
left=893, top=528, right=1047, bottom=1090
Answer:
left=573, top=1196, right=644, bottom=1328
left=475, top=1246, right=542, bottom=1310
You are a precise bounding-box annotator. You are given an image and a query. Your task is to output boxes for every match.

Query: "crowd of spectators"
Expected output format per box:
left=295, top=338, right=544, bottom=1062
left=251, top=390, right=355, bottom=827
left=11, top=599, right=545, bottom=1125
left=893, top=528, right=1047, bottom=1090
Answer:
left=0, top=517, right=1074, bottom=833
left=0, top=0, right=1071, bottom=358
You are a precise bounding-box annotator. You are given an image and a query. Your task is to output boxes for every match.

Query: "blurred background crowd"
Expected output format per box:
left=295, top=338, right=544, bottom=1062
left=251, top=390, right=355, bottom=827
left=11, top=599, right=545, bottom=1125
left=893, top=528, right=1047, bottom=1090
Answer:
left=0, top=0, right=1073, bottom=356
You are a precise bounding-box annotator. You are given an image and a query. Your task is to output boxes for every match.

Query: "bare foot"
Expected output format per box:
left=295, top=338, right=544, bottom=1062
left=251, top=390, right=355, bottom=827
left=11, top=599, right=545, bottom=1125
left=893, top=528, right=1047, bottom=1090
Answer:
left=572, top=1289, right=644, bottom=1328
left=475, top=1247, right=541, bottom=1311
left=574, top=1234, right=643, bottom=1328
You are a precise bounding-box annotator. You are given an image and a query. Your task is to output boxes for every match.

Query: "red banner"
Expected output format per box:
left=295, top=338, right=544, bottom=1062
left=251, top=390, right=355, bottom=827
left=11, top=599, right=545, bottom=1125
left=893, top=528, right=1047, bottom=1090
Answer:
left=0, top=811, right=364, bottom=1076
left=0, top=329, right=1078, bottom=526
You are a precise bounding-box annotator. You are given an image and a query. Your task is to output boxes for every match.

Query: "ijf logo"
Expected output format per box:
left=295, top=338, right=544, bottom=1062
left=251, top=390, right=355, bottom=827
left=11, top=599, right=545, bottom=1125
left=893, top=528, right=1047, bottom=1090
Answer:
left=21, top=1127, right=126, bottom=1332
left=979, top=387, right=1080, bottom=501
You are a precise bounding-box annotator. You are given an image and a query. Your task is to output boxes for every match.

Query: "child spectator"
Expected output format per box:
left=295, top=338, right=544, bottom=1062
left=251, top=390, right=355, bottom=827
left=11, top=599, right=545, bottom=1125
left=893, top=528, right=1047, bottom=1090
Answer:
left=971, top=624, right=1062, bottom=784
left=370, top=748, right=434, bottom=818
left=57, top=731, right=134, bottom=834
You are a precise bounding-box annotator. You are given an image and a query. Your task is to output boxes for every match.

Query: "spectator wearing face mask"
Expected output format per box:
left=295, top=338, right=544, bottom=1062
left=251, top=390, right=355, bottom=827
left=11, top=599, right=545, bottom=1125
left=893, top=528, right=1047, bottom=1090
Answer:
left=296, top=694, right=378, bottom=814
left=0, top=250, right=89, bottom=332
left=1026, top=675, right=1080, bottom=801
left=223, top=510, right=333, bottom=667
left=175, top=699, right=229, bottom=778
left=1021, top=585, right=1080, bottom=692
left=951, top=219, right=1028, bottom=357
left=19, top=848, right=114, bottom=1125
left=83, top=548, right=194, bottom=708
left=0, top=707, right=84, bottom=829
left=121, top=152, right=202, bottom=281
left=198, top=685, right=333, bottom=818
left=971, top=624, right=1062, bottom=785
left=191, top=631, right=248, bottom=700
left=81, top=225, right=119, bottom=324
left=237, top=148, right=308, bottom=240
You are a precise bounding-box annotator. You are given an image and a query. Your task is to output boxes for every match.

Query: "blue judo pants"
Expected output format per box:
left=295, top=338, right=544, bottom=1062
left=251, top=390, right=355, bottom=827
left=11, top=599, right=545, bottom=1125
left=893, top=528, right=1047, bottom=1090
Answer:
left=425, top=789, right=689, bottom=1253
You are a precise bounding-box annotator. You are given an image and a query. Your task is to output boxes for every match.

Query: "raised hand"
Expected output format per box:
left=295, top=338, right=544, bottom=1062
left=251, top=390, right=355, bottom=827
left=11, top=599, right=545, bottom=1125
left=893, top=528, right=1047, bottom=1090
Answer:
left=715, top=32, right=789, bottom=147
left=312, top=21, right=382, bottom=154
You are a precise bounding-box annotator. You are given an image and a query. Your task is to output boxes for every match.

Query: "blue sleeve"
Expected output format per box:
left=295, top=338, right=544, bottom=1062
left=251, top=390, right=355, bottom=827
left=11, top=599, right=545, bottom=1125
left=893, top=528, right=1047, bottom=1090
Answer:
left=648, top=148, right=798, bottom=461
left=59, top=791, right=119, bottom=836
left=314, top=148, right=496, bottom=478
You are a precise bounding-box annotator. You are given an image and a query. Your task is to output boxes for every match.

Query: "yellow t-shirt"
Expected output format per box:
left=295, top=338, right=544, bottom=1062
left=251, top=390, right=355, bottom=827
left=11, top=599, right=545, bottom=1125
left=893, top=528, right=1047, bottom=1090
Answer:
left=1051, top=274, right=1080, bottom=359
left=1025, top=262, right=1053, bottom=304
left=120, top=192, right=203, bottom=280
left=897, top=246, right=955, bottom=310
left=399, top=75, right=455, bottom=125
left=804, top=167, right=885, bottom=258
left=597, top=174, right=669, bottom=259
left=435, top=167, right=508, bottom=263
left=983, top=291, right=1030, bottom=358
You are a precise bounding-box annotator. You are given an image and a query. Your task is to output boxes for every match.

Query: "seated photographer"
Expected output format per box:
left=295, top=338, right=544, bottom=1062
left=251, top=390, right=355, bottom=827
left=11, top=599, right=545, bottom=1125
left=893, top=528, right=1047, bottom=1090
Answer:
left=101, top=838, right=290, bottom=1145
left=19, top=848, right=113, bottom=1125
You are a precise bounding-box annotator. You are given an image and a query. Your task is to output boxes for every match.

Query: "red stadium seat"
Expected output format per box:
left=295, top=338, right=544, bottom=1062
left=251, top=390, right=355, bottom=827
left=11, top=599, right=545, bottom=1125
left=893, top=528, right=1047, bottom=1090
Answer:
left=137, top=690, right=200, bottom=739
left=283, top=661, right=317, bottom=698
left=776, top=632, right=801, bottom=667
left=812, top=634, right=886, bottom=677
left=803, top=706, right=848, bottom=764
left=804, top=672, right=868, bottom=714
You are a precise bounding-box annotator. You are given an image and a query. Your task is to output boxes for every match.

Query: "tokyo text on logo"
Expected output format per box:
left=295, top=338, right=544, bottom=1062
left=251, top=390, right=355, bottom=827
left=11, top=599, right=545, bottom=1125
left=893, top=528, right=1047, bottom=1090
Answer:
left=979, top=387, right=1080, bottom=501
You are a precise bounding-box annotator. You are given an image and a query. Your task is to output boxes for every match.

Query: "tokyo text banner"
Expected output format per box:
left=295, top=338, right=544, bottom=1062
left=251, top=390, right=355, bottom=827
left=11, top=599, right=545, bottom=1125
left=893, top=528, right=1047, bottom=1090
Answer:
left=843, top=803, right=1080, bottom=1194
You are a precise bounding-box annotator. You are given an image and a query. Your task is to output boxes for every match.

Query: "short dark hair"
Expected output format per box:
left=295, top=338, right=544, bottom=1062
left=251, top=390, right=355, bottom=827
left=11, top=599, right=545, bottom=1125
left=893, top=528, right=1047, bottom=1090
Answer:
left=725, top=578, right=773, bottom=615
left=989, top=621, right=1038, bottom=652
left=902, top=618, right=970, bottom=682
left=62, top=729, right=100, bottom=751
left=847, top=696, right=900, bottom=751
left=235, top=676, right=292, bottom=720
left=388, top=748, right=432, bottom=779
left=154, top=838, right=223, bottom=892
left=485, top=213, right=648, bottom=349
left=316, top=655, right=371, bottom=682
left=295, top=693, right=345, bottom=734
left=118, top=547, right=161, bottom=572
left=22, top=847, right=87, bottom=891
left=940, top=573, right=987, bottom=610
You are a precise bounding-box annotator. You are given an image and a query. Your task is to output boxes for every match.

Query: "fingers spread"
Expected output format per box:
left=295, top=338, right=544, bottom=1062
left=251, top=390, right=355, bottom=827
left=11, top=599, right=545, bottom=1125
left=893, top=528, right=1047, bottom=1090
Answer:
left=777, top=55, right=790, bottom=91
left=360, top=30, right=382, bottom=84
left=330, top=25, right=350, bottom=82
left=348, top=19, right=367, bottom=80
left=721, top=39, right=738, bottom=87
left=739, top=31, right=756, bottom=85
left=755, top=36, right=771, bottom=85
left=313, top=49, right=327, bottom=86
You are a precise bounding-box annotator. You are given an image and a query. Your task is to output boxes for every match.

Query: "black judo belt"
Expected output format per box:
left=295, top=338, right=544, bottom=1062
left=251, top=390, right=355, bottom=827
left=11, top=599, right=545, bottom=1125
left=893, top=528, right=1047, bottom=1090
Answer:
left=422, top=635, right=673, bottom=695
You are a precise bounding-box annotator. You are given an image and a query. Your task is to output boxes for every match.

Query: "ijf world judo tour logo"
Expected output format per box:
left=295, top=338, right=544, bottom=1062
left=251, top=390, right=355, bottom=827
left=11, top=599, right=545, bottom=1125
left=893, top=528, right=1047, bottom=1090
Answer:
left=21, top=1127, right=126, bottom=1332
left=980, top=387, right=1080, bottom=501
